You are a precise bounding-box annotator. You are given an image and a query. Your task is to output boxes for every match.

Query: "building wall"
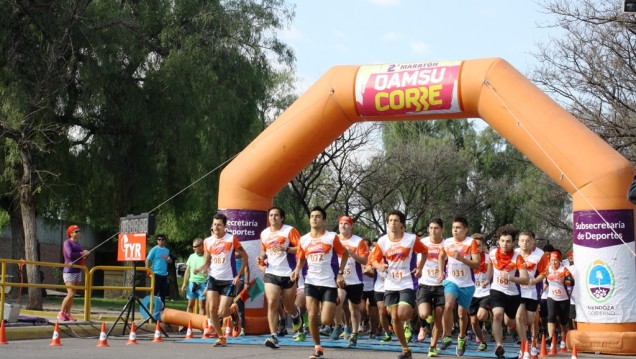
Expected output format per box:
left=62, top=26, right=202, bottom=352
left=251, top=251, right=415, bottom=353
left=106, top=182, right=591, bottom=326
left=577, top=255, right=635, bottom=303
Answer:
left=0, top=219, right=99, bottom=285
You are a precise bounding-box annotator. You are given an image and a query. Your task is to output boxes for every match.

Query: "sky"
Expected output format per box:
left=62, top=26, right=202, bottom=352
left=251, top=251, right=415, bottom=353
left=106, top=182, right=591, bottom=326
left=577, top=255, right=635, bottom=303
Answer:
left=282, top=0, right=560, bottom=92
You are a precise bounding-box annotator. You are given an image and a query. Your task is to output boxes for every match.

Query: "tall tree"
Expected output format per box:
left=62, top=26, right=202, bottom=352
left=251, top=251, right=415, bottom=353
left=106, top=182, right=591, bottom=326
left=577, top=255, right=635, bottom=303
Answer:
left=533, top=0, right=636, bottom=162
left=1, top=0, right=296, bottom=306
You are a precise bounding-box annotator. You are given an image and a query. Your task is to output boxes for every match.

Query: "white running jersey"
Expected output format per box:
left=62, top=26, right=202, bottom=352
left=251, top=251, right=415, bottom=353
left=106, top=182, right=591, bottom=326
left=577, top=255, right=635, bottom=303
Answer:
left=489, top=248, right=527, bottom=296
left=418, top=236, right=444, bottom=286
left=338, top=234, right=369, bottom=285
left=297, top=230, right=345, bottom=288
left=441, top=236, right=479, bottom=288
left=473, top=252, right=491, bottom=298
left=203, top=233, right=242, bottom=281
left=373, top=262, right=387, bottom=293
left=515, top=247, right=548, bottom=300
left=369, top=232, right=427, bottom=291
left=546, top=265, right=572, bottom=302
left=260, top=224, right=301, bottom=277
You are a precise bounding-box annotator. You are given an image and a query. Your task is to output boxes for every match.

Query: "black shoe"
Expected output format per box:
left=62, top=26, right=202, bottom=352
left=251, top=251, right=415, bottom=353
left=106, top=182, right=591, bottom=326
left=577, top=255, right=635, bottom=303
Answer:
left=265, top=335, right=280, bottom=349
left=277, top=327, right=288, bottom=337
left=397, top=349, right=412, bottom=359
left=309, top=348, right=324, bottom=359
left=495, top=345, right=505, bottom=359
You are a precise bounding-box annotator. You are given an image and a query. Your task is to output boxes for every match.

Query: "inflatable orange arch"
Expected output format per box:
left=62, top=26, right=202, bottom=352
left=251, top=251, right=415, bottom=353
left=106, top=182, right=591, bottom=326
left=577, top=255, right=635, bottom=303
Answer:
left=217, top=58, right=636, bottom=354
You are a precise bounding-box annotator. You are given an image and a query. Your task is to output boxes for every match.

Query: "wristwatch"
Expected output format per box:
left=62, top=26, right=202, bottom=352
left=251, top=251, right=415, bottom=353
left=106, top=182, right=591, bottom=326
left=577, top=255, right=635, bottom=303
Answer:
left=338, top=270, right=344, bottom=275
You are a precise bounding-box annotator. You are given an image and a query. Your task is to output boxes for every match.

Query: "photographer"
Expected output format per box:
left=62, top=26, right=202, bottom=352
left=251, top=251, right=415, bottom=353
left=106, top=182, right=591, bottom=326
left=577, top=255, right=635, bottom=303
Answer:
left=182, top=238, right=207, bottom=315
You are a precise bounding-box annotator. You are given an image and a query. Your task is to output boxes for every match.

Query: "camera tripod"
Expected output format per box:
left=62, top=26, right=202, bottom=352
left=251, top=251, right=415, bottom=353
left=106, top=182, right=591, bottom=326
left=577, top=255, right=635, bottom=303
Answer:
left=107, top=262, right=168, bottom=338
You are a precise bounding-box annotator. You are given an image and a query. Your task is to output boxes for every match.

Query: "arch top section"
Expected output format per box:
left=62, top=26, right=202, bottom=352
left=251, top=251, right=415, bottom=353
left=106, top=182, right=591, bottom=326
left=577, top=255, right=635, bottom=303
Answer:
left=219, top=57, right=633, bottom=210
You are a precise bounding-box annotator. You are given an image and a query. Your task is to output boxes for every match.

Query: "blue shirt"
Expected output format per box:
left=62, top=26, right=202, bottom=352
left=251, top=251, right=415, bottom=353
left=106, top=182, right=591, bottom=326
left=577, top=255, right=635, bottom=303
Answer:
left=147, top=246, right=170, bottom=276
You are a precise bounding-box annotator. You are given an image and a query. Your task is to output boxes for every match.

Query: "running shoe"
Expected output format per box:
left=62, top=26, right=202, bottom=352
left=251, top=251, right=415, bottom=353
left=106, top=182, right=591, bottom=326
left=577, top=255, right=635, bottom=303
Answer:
left=292, top=315, right=302, bottom=332
left=294, top=331, right=307, bottom=342
left=404, top=325, right=412, bottom=343
left=347, top=333, right=357, bottom=348
left=495, top=345, right=506, bottom=359
left=56, top=312, right=67, bottom=321
left=212, top=336, right=227, bottom=347
left=397, top=349, right=412, bottom=359
left=439, top=336, right=452, bottom=350
left=309, top=347, right=324, bottom=359
left=477, top=342, right=488, bottom=352
left=330, top=324, right=343, bottom=340
left=456, top=337, right=466, bottom=356
left=427, top=346, right=438, bottom=357
left=380, top=332, right=392, bottom=342
left=265, top=335, right=280, bottom=349
left=343, top=326, right=352, bottom=339
left=319, top=325, right=332, bottom=336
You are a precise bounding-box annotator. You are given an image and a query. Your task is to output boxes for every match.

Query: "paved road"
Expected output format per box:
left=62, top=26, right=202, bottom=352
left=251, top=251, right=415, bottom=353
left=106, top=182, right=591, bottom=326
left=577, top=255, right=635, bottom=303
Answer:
left=0, top=335, right=599, bottom=359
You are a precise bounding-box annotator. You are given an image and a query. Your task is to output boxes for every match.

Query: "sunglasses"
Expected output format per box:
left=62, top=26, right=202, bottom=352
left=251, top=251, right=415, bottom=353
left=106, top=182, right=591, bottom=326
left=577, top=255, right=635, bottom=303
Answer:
left=73, top=230, right=80, bottom=234
left=157, top=238, right=166, bottom=241
left=192, top=244, right=202, bottom=248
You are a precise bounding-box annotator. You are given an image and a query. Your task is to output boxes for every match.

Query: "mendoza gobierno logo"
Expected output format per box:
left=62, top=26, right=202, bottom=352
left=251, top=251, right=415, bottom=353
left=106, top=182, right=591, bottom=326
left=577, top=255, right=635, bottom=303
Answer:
left=585, top=259, right=614, bottom=303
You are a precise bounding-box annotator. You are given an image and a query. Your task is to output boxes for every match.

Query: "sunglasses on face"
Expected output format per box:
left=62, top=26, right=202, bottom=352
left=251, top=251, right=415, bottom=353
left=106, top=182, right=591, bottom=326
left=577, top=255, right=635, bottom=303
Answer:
left=73, top=230, right=80, bottom=234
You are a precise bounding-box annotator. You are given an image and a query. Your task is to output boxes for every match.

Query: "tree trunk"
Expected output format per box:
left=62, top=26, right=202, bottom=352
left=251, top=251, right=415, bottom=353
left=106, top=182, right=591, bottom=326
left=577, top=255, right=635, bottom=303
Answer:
left=19, top=147, right=42, bottom=310
left=9, top=201, right=25, bottom=298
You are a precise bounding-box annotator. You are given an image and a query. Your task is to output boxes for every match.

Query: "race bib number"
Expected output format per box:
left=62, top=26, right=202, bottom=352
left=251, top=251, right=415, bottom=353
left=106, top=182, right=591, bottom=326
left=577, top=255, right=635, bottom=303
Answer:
left=390, top=270, right=405, bottom=280
left=308, top=253, right=324, bottom=263
left=212, top=256, right=226, bottom=265
left=426, top=268, right=439, bottom=278
left=496, top=274, right=509, bottom=286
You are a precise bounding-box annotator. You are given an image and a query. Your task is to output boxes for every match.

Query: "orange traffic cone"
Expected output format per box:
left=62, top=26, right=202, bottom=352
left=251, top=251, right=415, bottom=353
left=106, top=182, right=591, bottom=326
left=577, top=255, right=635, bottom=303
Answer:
left=185, top=320, right=194, bottom=340
left=127, top=322, right=138, bottom=345
left=96, top=321, right=109, bottom=347
left=152, top=320, right=163, bottom=342
left=223, top=316, right=232, bottom=337
left=531, top=336, right=539, bottom=359
left=571, top=344, right=578, bottom=359
left=539, top=334, right=548, bottom=357
left=560, top=335, right=568, bottom=353
left=0, top=320, right=8, bottom=345
left=523, top=339, right=531, bottom=359
left=49, top=321, right=62, bottom=346
left=201, top=320, right=210, bottom=339
left=548, top=335, right=557, bottom=355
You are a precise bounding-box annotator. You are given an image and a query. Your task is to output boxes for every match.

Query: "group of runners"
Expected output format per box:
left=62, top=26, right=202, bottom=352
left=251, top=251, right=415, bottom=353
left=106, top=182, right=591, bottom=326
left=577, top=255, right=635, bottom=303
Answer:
left=193, top=207, right=576, bottom=359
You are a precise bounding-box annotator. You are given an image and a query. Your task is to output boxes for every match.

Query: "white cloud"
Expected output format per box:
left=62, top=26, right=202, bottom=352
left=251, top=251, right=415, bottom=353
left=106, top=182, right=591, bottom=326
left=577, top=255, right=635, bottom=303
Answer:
left=383, top=32, right=402, bottom=41
left=410, top=41, right=431, bottom=54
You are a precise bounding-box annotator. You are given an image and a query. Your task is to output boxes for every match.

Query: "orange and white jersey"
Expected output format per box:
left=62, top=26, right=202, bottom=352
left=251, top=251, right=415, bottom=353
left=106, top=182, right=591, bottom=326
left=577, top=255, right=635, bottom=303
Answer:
left=369, top=232, right=428, bottom=291
left=418, top=236, right=444, bottom=286
left=546, top=265, right=572, bottom=301
left=515, top=247, right=548, bottom=300
left=204, top=233, right=242, bottom=281
left=338, top=234, right=369, bottom=285
left=473, top=252, right=491, bottom=298
left=260, top=224, right=301, bottom=277
left=297, top=230, right=346, bottom=288
left=373, top=260, right=387, bottom=293
left=441, top=236, right=480, bottom=288
left=489, top=248, right=527, bottom=296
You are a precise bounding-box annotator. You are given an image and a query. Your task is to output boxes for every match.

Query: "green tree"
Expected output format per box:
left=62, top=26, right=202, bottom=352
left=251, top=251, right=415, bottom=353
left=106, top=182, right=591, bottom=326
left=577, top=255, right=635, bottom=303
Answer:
left=1, top=0, right=295, bottom=306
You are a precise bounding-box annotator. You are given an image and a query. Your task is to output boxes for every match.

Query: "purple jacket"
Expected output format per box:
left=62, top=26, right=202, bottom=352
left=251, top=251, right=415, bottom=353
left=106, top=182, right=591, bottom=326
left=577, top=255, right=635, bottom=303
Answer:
left=63, top=239, right=83, bottom=273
